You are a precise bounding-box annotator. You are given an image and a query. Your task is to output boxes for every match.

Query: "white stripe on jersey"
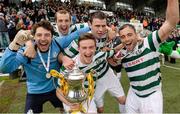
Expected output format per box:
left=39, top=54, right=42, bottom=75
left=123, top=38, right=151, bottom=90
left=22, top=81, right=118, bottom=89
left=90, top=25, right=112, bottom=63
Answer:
left=144, top=31, right=161, bottom=51
left=130, top=73, right=160, bottom=86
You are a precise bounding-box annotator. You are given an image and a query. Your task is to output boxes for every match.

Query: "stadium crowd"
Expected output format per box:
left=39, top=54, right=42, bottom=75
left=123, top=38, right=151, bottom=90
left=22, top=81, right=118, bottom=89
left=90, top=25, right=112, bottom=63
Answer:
left=0, top=1, right=179, bottom=42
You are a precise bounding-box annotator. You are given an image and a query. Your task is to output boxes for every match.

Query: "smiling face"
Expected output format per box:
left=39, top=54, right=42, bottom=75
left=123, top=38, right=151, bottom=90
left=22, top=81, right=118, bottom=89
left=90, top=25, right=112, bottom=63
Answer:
left=35, top=27, right=52, bottom=52
left=78, top=39, right=96, bottom=64
left=56, top=12, right=71, bottom=35
left=78, top=34, right=96, bottom=64
left=119, top=25, right=138, bottom=51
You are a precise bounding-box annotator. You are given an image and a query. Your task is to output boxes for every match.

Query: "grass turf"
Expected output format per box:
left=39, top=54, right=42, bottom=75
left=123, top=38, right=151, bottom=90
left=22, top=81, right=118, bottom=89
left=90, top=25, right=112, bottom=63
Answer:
left=0, top=60, right=180, bottom=113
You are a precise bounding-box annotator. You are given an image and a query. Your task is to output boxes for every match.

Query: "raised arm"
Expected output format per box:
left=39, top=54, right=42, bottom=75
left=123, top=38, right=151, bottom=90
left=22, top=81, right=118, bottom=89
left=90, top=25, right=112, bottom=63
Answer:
left=158, top=0, right=179, bottom=42
left=0, top=30, right=32, bottom=73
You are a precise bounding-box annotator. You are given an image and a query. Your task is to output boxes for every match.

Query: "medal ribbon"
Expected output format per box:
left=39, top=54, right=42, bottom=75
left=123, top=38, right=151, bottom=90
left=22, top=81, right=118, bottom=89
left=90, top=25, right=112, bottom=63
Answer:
left=37, top=47, right=51, bottom=73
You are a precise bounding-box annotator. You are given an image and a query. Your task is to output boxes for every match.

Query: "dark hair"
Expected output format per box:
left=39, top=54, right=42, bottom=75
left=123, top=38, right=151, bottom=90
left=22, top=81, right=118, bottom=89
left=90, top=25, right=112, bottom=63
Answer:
left=31, top=20, right=54, bottom=35
left=89, top=11, right=107, bottom=23
left=55, top=9, right=71, bottom=22
left=119, top=23, right=136, bottom=33
left=78, top=33, right=96, bottom=47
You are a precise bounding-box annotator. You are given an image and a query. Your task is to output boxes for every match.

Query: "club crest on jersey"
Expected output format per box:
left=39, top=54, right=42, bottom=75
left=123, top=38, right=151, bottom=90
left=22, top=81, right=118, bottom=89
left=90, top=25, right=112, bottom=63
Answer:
left=53, top=52, right=58, bottom=58
left=90, top=69, right=97, bottom=75
left=131, top=49, right=143, bottom=55
left=38, top=64, right=44, bottom=69
left=95, top=59, right=101, bottom=65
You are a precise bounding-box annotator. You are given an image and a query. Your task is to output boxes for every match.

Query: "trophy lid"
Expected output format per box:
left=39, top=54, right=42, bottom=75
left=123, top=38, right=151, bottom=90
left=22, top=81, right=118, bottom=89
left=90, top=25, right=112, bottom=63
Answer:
left=66, top=64, right=85, bottom=80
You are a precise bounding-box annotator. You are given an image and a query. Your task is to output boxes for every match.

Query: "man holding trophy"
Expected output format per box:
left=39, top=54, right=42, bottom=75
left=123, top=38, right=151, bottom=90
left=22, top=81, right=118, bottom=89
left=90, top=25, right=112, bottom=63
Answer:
left=50, top=33, right=125, bottom=113
left=61, top=11, right=126, bottom=113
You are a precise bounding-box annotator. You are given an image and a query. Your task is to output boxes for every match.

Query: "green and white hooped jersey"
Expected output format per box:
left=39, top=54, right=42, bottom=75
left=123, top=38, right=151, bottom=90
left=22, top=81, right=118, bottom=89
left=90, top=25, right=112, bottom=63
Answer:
left=74, top=50, right=115, bottom=88
left=60, top=50, right=115, bottom=88
left=122, top=30, right=162, bottom=97
left=54, top=23, right=88, bottom=37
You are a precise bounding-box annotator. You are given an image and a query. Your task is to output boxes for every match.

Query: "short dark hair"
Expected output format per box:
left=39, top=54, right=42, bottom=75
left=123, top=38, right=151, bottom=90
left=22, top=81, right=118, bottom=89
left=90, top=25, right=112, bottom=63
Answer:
left=78, top=33, right=96, bottom=47
left=89, top=11, right=107, bottom=23
left=55, top=9, right=71, bottom=22
left=32, top=20, right=54, bottom=35
left=119, top=23, right=136, bottom=33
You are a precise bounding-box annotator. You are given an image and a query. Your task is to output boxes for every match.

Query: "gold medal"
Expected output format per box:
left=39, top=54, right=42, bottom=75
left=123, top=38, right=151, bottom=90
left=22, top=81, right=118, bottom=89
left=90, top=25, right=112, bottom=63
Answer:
left=46, top=73, right=51, bottom=79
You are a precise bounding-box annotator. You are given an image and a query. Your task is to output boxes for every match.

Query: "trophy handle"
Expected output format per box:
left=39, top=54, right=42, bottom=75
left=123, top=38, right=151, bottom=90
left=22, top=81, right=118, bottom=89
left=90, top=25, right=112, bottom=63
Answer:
left=50, top=69, right=64, bottom=79
left=50, top=69, right=69, bottom=95
left=86, top=72, right=95, bottom=100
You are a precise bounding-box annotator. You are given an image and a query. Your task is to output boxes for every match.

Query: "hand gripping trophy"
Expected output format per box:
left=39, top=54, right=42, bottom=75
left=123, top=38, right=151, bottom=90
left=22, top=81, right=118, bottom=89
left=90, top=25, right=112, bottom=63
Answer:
left=50, top=64, right=95, bottom=113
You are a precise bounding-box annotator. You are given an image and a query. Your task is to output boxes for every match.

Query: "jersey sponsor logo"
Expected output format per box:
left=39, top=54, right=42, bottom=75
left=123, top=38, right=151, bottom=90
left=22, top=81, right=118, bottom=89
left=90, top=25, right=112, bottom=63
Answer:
left=125, top=57, right=144, bottom=67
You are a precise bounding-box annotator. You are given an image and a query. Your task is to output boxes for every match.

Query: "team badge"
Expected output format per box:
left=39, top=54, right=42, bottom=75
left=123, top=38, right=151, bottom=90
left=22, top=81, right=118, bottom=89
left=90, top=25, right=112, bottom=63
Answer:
left=53, top=52, right=58, bottom=58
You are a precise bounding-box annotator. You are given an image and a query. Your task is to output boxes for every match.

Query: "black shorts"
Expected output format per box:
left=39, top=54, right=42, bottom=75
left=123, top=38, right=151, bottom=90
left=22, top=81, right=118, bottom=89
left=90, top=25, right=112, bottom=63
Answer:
left=25, top=89, right=63, bottom=113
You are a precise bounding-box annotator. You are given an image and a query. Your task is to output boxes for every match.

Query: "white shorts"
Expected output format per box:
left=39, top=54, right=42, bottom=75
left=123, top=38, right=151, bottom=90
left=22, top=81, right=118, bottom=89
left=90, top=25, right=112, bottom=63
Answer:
left=125, top=87, right=163, bottom=113
left=63, top=97, right=97, bottom=113
left=94, top=68, right=125, bottom=107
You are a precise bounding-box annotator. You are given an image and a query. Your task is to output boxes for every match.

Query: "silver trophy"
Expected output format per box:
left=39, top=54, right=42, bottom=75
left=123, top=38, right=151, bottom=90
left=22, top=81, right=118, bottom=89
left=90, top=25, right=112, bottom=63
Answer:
left=63, top=65, right=87, bottom=103
left=50, top=64, right=93, bottom=113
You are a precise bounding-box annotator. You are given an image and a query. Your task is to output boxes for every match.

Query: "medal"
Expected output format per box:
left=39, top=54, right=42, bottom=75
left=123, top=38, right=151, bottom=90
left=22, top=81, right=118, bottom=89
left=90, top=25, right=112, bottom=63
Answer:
left=46, top=73, right=51, bottom=79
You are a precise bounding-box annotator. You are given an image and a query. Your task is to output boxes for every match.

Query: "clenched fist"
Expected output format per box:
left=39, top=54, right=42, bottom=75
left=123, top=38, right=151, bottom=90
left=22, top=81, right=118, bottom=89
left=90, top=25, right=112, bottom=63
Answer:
left=9, top=30, right=34, bottom=51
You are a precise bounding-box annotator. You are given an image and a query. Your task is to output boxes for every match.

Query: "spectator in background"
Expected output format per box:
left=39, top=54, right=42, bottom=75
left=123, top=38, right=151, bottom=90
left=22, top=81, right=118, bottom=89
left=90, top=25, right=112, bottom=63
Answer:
left=0, top=4, right=10, bottom=49
left=16, top=11, right=26, bottom=31
left=7, top=10, right=17, bottom=41
left=24, top=16, right=31, bottom=28
left=143, top=18, right=148, bottom=29
left=71, top=12, right=77, bottom=24
left=16, top=18, right=26, bottom=31
left=27, top=20, right=33, bottom=30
